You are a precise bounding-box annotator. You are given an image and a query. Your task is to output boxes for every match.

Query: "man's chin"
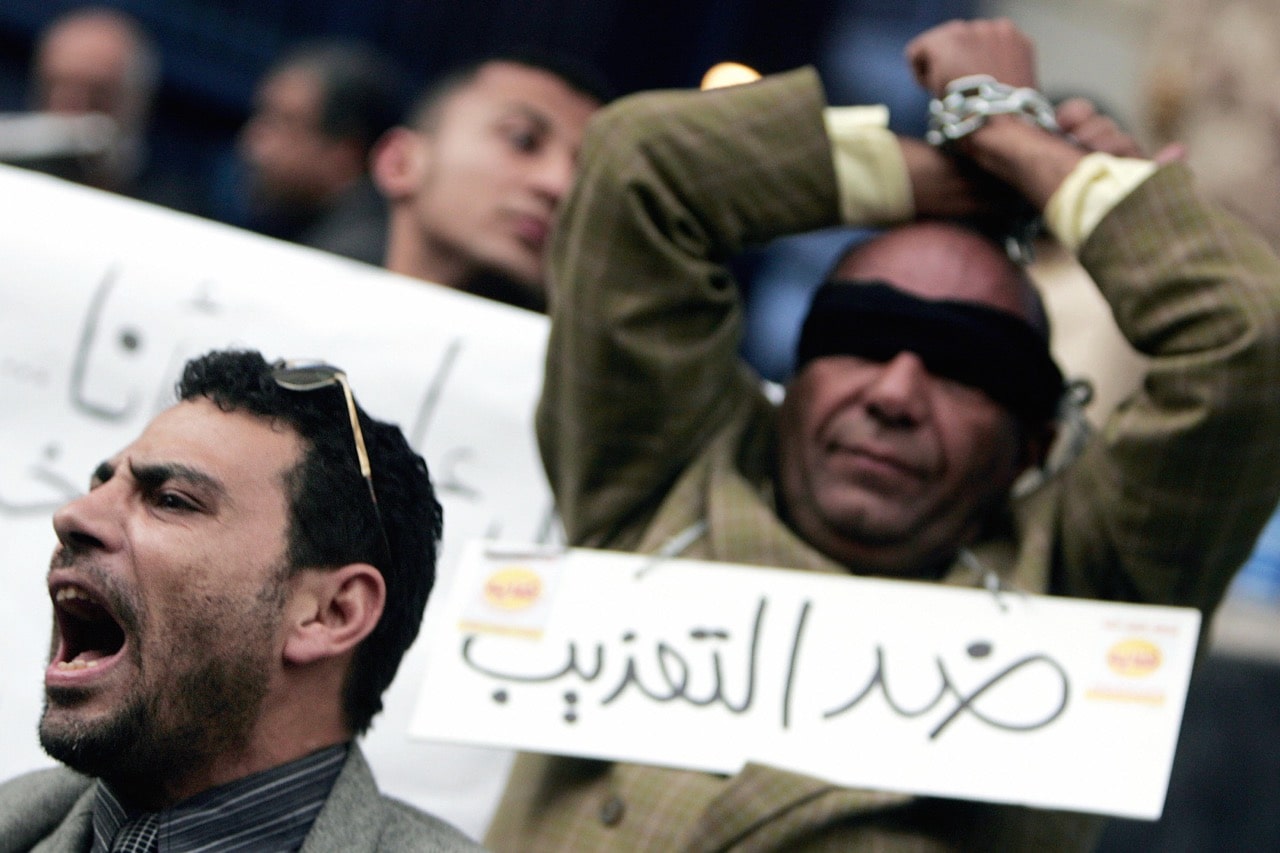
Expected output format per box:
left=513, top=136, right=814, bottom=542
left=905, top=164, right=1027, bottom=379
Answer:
left=812, top=501, right=950, bottom=574
left=39, top=694, right=148, bottom=779
left=818, top=493, right=920, bottom=546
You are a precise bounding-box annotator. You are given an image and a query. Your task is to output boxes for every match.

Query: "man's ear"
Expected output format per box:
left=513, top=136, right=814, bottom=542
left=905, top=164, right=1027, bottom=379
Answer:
left=282, top=564, right=386, bottom=667
left=370, top=126, right=428, bottom=202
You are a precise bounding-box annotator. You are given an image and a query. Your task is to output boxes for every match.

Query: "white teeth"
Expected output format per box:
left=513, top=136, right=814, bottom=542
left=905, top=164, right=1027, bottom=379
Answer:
left=55, top=586, right=91, bottom=603
left=55, top=659, right=99, bottom=671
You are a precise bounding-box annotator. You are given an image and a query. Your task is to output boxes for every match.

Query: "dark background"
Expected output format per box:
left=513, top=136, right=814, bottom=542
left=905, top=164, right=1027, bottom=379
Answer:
left=0, top=0, right=974, bottom=207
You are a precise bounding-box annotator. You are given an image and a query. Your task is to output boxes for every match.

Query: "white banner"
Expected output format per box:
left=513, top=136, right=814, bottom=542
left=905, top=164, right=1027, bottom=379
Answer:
left=0, top=165, right=544, bottom=837
left=414, top=541, right=1202, bottom=820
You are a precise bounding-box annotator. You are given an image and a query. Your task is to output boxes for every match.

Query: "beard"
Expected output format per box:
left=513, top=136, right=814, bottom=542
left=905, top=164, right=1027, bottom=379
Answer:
left=40, top=643, right=273, bottom=792
left=39, top=564, right=285, bottom=802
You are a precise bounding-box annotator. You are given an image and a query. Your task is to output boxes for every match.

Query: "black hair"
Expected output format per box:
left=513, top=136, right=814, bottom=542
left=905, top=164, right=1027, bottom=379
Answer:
left=176, top=349, right=441, bottom=734
left=409, top=50, right=614, bottom=130
left=270, top=40, right=405, bottom=155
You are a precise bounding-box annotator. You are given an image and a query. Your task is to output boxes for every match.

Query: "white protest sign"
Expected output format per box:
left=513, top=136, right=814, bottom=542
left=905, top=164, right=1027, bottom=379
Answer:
left=413, top=541, right=1202, bottom=820
left=0, top=165, right=543, bottom=837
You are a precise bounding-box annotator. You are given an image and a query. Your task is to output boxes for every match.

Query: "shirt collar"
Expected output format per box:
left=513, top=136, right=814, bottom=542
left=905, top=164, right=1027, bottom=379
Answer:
left=90, top=743, right=347, bottom=853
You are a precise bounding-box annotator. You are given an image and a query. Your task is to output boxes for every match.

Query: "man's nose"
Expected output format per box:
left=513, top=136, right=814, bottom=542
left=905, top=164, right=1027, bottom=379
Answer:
left=52, top=484, right=123, bottom=556
left=530, top=149, right=576, bottom=204
left=863, top=351, right=932, bottom=427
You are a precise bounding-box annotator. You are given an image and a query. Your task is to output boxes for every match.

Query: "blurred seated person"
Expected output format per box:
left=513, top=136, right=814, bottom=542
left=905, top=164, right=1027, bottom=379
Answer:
left=237, top=41, right=403, bottom=265
left=17, top=6, right=202, bottom=213
left=372, top=55, right=607, bottom=311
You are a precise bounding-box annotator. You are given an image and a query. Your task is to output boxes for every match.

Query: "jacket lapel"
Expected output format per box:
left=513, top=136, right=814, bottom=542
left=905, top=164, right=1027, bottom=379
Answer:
left=31, top=786, right=94, bottom=853
left=301, top=745, right=382, bottom=852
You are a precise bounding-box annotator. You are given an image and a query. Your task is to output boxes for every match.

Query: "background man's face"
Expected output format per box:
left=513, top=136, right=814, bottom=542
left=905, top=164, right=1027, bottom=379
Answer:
left=406, top=61, right=599, bottom=292
left=240, top=66, right=346, bottom=208
left=777, top=225, right=1039, bottom=576
left=40, top=399, right=302, bottom=793
left=36, top=18, right=141, bottom=126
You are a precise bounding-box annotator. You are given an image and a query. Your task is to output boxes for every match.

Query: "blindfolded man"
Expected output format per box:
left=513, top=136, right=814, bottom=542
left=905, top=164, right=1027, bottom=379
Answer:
left=488, top=19, right=1280, bottom=852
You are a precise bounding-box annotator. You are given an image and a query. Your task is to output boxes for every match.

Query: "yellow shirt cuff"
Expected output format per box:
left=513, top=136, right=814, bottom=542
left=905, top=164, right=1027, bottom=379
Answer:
left=1044, top=152, right=1157, bottom=252
left=823, top=105, right=913, bottom=226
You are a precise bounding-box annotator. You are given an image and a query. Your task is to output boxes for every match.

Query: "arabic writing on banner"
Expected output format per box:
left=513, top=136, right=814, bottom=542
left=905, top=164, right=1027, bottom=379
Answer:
left=413, top=541, right=1202, bottom=820
left=0, top=164, right=546, bottom=837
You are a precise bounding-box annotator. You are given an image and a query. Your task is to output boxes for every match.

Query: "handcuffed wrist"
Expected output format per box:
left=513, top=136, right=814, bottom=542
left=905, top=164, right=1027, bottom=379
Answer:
left=926, top=74, right=1060, bottom=147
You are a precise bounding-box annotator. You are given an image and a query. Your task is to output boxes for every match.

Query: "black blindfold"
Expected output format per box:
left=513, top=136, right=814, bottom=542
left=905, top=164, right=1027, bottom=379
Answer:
left=795, top=280, right=1065, bottom=424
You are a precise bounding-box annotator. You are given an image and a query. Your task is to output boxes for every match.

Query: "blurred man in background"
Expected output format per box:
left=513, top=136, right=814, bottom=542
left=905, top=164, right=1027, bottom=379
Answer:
left=372, top=56, right=606, bottom=311
left=238, top=41, right=402, bottom=265
left=20, top=6, right=200, bottom=212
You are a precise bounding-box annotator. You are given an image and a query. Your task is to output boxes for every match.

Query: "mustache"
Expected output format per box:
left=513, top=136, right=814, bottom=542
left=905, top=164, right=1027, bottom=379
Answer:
left=50, top=543, right=76, bottom=571
left=49, top=546, right=144, bottom=639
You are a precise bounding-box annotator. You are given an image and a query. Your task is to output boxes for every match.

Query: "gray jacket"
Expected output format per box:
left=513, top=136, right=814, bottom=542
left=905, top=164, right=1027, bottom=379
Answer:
left=0, top=743, right=486, bottom=852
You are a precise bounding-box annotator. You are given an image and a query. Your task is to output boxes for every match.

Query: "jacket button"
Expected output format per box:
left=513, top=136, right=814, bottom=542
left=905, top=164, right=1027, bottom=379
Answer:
left=599, top=795, right=625, bottom=827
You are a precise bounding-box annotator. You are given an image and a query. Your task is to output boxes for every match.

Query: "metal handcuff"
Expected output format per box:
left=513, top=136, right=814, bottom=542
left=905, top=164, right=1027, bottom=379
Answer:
left=926, top=74, right=1060, bottom=145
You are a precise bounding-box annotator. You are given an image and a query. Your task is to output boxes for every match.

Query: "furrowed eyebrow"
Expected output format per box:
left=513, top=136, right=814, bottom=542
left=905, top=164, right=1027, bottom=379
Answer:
left=127, top=461, right=227, bottom=500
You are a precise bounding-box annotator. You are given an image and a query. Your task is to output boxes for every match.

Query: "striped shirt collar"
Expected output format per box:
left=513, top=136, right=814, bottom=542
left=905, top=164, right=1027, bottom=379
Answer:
left=90, top=743, right=347, bottom=853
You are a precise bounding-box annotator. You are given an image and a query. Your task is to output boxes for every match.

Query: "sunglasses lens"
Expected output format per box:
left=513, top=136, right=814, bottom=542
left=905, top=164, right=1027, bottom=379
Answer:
left=272, top=362, right=339, bottom=391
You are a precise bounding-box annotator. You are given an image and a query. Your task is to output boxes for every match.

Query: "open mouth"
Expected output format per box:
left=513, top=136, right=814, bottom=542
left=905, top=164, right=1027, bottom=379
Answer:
left=52, top=584, right=126, bottom=670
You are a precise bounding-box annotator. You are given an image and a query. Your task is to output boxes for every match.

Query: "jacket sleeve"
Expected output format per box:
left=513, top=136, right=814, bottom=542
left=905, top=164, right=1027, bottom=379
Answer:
left=1057, top=164, right=1280, bottom=612
left=537, top=68, right=842, bottom=548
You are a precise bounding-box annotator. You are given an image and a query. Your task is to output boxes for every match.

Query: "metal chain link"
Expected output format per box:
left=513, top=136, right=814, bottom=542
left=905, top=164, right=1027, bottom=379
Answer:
left=926, top=74, right=1060, bottom=146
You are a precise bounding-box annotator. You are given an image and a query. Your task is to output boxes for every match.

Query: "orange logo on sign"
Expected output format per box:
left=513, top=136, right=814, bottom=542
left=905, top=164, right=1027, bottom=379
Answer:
left=483, top=567, right=543, bottom=611
left=1106, top=639, right=1162, bottom=677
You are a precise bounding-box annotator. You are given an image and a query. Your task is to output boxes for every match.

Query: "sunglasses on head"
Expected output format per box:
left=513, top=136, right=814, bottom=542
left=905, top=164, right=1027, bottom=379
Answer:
left=271, top=359, right=392, bottom=564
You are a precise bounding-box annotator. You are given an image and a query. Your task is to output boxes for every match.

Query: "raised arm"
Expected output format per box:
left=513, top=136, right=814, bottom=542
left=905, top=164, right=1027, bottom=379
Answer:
left=537, top=69, right=841, bottom=548
left=911, top=19, right=1280, bottom=609
left=1058, top=167, right=1280, bottom=610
